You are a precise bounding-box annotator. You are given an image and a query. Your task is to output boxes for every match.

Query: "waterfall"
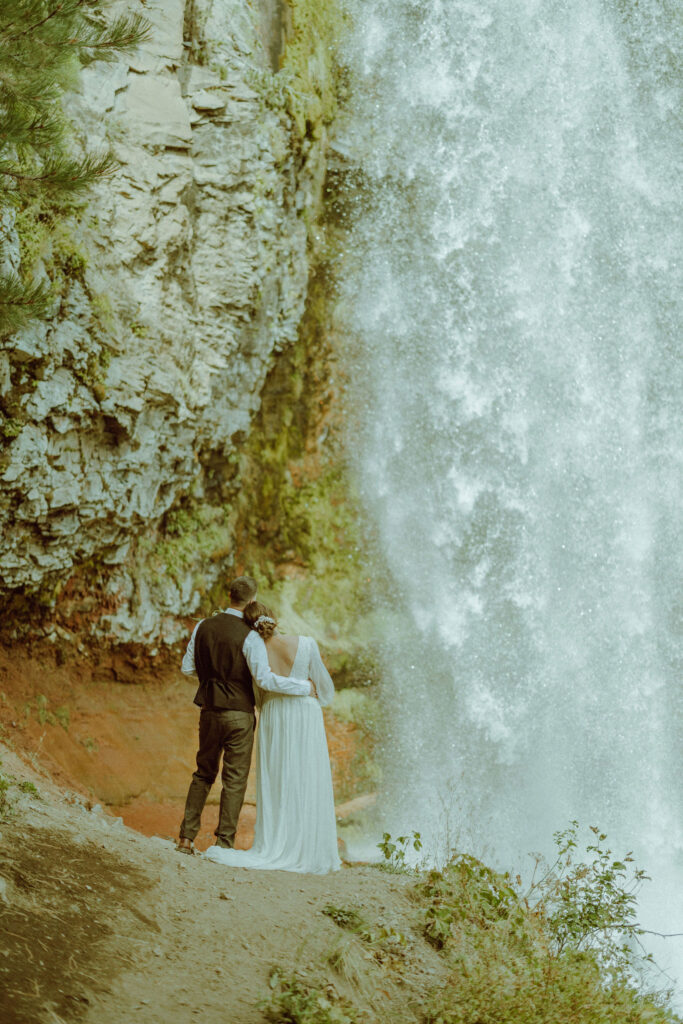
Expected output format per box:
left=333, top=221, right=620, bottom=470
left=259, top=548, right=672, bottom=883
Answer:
left=336, top=0, right=682, bottom=987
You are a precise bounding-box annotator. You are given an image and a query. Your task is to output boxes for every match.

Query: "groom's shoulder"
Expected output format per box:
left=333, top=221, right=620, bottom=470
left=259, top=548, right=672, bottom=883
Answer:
left=198, top=612, right=248, bottom=638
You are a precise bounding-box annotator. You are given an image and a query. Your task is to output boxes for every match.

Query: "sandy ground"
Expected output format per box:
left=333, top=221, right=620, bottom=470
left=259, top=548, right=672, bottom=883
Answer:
left=0, top=744, right=444, bottom=1024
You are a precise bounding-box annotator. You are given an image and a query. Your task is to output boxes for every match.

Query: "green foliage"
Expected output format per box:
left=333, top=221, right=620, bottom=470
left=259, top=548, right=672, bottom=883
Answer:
left=246, top=0, right=347, bottom=139
left=0, top=765, right=39, bottom=815
left=323, top=902, right=408, bottom=966
left=525, top=821, right=653, bottom=970
left=322, top=904, right=364, bottom=931
left=416, top=825, right=681, bottom=1024
left=221, top=268, right=366, bottom=646
left=0, top=0, right=149, bottom=335
left=377, top=830, right=423, bottom=873
left=260, top=970, right=358, bottom=1024
left=0, top=414, right=23, bottom=439
left=279, top=0, right=350, bottom=139
left=142, top=501, right=233, bottom=590
left=415, top=854, right=525, bottom=950
left=35, top=693, right=53, bottom=726
left=24, top=694, right=70, bottom=729
left=52, top=222, right=88, bottom=281
left=0, top=769, right=10, bottom=814
left=424, top=946, right=678, bottom=1024
left=332, top=689, right=377, bottom=730
left=53, top=705, right=70, bottom=730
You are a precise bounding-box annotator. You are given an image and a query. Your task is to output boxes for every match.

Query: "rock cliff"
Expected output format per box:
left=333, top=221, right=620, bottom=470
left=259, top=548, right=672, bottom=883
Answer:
left=0, top=0, right=343, bottom=646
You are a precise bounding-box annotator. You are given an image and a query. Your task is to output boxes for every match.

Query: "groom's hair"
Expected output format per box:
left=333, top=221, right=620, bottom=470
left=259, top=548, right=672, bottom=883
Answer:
left=228, top=575, right=257, bottom=605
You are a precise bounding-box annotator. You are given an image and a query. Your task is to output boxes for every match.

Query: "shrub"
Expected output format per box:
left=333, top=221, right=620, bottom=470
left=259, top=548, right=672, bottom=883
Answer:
left=322, top=904, right=364, bottom=931
left=417, top=824, right=681, bottom=1024
left=377, top=830, right=423, bottom=873
left=260, top=971, right=358, bottom=1024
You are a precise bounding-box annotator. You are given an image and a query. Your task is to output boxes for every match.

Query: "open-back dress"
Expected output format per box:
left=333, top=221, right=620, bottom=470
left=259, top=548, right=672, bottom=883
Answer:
left=203, top=634, right=340, bottom=874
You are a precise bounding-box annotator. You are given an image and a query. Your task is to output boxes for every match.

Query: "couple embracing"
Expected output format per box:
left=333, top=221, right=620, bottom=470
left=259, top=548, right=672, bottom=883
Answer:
left=176, top=575, right=340, bottom=875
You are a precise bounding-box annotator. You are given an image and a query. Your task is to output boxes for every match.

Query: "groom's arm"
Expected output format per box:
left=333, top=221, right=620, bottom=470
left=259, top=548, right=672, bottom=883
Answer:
left=242, top=633, right=312, bottom=696
left=181, top=622, right=201, bottom=675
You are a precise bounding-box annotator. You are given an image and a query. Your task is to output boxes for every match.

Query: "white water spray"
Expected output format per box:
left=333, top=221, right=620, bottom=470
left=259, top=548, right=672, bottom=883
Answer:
left=336, top=0, right=682, bottom=989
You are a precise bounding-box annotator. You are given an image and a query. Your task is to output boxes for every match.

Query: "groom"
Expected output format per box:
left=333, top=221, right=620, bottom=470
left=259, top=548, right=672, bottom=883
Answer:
left=177, top=575, right=315, bottom=854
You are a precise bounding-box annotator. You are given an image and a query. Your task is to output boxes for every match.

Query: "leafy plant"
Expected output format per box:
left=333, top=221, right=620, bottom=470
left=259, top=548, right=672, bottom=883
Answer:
left=415, top=853, right=525, bottom=950
left=260, top=971, right=358, bottom=1024
left=322, top=904, right=364, bottom=931
left=35, top=694, right=55, bottom=726
left=377, top=830, right=422, bottom=872
left=323, top=903, right=408, bottom=967
left=419, top=823, right=681, bottom=1024
left=53, top=705, right=70, bottom=730
left=424, top=945, right=679, bottom=1024
left=19, top=780, right=38, bottom=796
left=525, top=821, right=653, bottom=970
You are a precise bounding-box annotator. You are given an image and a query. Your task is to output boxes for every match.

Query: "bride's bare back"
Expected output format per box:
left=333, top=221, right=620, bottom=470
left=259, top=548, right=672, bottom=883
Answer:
left=265, top=633, right=299, bottom=677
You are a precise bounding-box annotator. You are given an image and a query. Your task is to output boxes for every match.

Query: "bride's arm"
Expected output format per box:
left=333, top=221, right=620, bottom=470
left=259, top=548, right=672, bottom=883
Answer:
left=243, top=632, right=312, bottom=696
left=308, top=638, right=335, bottom=707
left=180, top=621, right=202, bottom=676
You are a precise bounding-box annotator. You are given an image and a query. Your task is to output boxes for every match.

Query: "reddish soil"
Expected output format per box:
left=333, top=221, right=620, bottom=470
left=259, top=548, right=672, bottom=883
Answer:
left=0, top=638, right=369, bottom=851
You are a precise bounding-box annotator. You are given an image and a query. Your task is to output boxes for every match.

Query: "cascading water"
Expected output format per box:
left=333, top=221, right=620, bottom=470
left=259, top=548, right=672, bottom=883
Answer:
left=335, top=0, right=682, bottom=988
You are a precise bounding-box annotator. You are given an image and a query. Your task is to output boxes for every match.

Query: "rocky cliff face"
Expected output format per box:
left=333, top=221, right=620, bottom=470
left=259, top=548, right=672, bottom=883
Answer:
left=0, top=0, right=335, bottom=645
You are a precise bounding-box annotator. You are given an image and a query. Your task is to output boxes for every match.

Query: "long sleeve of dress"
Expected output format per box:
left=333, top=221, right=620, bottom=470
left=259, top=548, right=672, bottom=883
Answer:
left=308, top=638, right=335, bottom=707
left=243, top=632, right=312, bottom=696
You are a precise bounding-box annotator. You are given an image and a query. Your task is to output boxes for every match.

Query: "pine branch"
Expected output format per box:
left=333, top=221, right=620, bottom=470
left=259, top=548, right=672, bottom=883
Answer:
left=57, top=14, right=152, bottom=63
left=0, top=270, right=53, bottom=336
left=0, top=1, right=89, bottom=43
left=0, top=0, right=151, bottom=336
left=0, top=104, right=65, bottom=152
left=0, top=6, right=150, bottom=62
left=0, top=151, right=117, bottom=196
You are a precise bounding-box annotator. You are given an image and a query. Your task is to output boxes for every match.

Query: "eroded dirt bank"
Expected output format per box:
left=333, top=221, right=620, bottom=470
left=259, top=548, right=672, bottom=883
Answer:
left=0, top=640, right=370, bottom=851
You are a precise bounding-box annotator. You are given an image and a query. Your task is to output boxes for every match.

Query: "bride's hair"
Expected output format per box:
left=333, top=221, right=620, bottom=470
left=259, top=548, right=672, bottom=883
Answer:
left=243, top=600, right=278, bottom=640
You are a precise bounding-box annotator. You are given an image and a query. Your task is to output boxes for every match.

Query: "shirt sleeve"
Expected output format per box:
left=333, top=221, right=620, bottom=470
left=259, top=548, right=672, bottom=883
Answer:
left=181, top=621, right=201, bottom=676
left=307, top=637, right=335, bottom=707
left=243, top=632, right=312, bottom=696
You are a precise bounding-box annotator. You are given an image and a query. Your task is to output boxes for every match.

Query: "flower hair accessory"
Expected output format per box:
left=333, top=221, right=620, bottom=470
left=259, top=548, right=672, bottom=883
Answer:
left=255, top=615, right=275, bottom=627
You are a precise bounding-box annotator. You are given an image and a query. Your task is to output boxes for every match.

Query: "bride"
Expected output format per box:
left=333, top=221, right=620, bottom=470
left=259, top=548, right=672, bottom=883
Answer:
left=204, top=601, right=341, bottom=874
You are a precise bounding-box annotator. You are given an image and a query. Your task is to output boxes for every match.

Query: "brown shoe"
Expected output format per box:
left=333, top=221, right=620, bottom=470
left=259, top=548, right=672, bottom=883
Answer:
left=176, top=837, right=195, bottom=855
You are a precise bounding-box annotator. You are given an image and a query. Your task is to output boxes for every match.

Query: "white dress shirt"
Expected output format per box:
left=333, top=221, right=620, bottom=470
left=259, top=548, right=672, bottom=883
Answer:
left=181, top=608, right=312, bottom=697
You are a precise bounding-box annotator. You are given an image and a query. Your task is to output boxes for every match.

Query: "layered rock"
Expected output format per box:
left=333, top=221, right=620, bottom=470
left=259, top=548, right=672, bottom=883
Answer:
left=0, top=0, right=328, bottom=643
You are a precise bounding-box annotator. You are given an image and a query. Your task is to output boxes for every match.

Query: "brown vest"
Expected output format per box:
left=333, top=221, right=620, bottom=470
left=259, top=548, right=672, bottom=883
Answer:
left=192, top=613, right=254, bottom=712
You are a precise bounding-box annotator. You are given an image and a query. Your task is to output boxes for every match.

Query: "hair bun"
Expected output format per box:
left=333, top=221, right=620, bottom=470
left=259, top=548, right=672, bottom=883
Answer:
left=255, top=618, right=276, bottom=639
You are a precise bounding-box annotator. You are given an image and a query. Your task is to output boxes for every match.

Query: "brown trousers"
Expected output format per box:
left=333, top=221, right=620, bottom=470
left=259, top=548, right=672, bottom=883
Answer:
left=179, top=708, right=254, bottom=847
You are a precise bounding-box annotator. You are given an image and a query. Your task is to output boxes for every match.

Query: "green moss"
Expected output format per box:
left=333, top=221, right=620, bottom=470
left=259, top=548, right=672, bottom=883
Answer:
left=218, top=258, right=368, bottom=667
left=14, top=201, right=53, bottom=280
left=0, top=414, right=23, bottom=440
left=89, top=291, right=115, bottom=334
left=140, top=502, right=235, bottom=592
left=280, top=0, right=349, bottom=138
left=13, top=185, right=89, bottom=286
left=51, top=222, right=88, bottom=282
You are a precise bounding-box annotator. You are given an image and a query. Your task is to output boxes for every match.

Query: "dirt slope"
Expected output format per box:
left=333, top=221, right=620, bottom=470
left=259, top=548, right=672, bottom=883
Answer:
left=0, top=745, right=443, bottom=1024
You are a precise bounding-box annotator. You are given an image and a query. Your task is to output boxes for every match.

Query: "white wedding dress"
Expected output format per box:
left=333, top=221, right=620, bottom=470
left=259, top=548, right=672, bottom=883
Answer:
left=204, top=635, right=341, bottom=875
